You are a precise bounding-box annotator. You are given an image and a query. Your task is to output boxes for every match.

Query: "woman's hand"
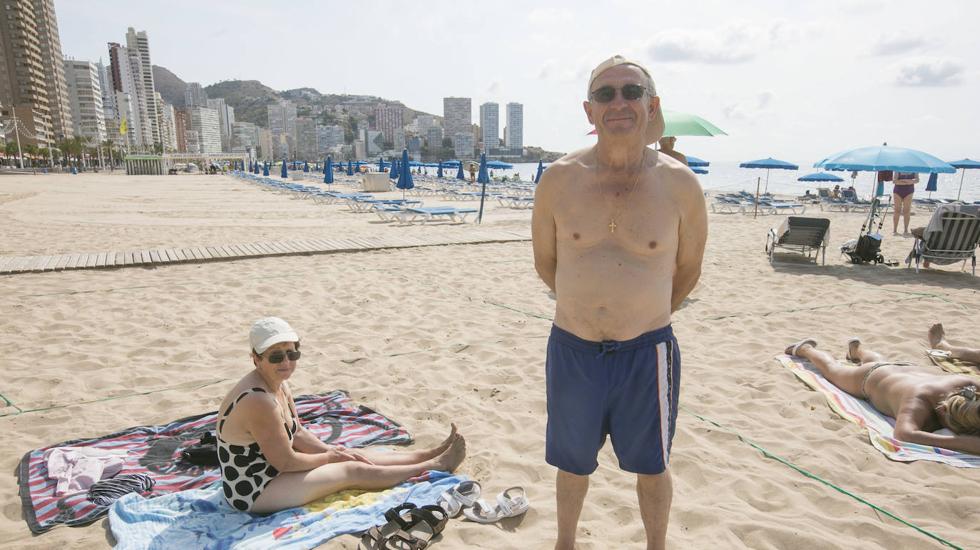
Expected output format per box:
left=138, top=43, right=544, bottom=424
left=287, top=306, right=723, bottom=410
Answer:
left=324, top=445, right=375, bottom=465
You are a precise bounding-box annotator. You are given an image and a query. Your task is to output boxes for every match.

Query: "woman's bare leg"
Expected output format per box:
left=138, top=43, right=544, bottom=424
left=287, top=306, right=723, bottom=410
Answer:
left=847, top=338, right=886, bottom=364
left=892, top=194, right=902, bottom=234
left=929, top=323, right=980, bottom=363
left=353, top=425, right=459, bottom=466
left=902, top=194, right=914, bottom=234
left=787, top=341, right=875, bottom=398
left=251, top=435, right=466, bottom=514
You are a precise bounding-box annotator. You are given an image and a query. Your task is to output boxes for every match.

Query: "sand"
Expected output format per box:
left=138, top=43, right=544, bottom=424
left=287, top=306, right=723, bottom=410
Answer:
left=1, top=172, right=978, bottom=549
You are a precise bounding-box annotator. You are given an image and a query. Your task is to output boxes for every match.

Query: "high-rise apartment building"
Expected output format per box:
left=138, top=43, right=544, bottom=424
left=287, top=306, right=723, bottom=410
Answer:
left=453, top=132, right=474, bottom=159
left=257, top=127, right=272, bottom=161
left=295, top=117, right=317, bottom=159
left=96, top=61, right=115, bottom=123
left=315, top=124, right=344, bottom=155
left=187, top=105, right=220, bottom=154
left=156, top=93, right=177, bottom=152
left=479, top=102, right=499, bottom=152
left=206, top=97, right=234, bottom=152
left=107, top=41, right=149, bottom=149
left=373, top=104, right=403, bottom=143
left=0, top=0, right=73, bottom=146
left=230, top=121, right=259, bottom=154
left=506, top=102, right=523, bottom=151
left=424, top=126, right=443, bottom=149
left=185, top=82, right=207, bottom=107
left=174, top=108, right=188, bottom=152
left=63, top=59, right=106, bottom=144
left=442, top=97, right=471, bottom=146
left=267, top=100, right=296, bottom=159
left=125, top=27, right=158, bottom=147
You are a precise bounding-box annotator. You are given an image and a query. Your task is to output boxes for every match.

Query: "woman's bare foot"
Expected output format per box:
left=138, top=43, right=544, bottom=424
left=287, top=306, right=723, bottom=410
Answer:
left=429, top=435, right=466, bottom=472
left=846, top=338, right=862, bottom=363
left=420, top=424, right=459, bottom=461
left=928, top=323, right=949, bottom=349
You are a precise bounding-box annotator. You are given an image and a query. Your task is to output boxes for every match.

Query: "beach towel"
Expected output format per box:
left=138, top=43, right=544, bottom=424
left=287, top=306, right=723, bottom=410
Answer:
left=18, top=390, right=411, bottom=533
left=776, top=355, right=980, bottom=467
left=109, top=471, right=466, bottom=550
left=925, top=349, right=980, bottom=377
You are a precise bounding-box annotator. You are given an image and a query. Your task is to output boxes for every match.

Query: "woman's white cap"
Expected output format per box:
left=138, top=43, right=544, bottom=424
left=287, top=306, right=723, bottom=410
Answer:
left=249, top=317, right=299, bottom=354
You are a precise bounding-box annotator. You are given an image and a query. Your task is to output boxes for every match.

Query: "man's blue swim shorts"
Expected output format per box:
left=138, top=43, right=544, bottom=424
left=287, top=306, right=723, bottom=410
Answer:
left=545, top=324, right=680, bottom=476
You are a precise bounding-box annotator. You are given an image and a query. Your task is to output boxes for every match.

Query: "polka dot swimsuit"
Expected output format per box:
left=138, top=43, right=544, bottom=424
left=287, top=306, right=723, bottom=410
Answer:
left=217, top=387, right=298, bottom=512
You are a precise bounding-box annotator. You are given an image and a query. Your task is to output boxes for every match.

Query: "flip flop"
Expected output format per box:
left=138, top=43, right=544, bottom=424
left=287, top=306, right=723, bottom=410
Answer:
left=462, top=486, right=529, bottom=524
left=437, top=480, right=481, bottom=518
left=846, top=337, right=861, bottom=363
left=786, top=338, right=818, bottom=357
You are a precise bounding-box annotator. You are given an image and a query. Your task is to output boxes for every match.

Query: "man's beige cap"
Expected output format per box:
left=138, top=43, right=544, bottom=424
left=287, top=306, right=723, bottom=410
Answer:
left=587, top=55, right=665, bottom=145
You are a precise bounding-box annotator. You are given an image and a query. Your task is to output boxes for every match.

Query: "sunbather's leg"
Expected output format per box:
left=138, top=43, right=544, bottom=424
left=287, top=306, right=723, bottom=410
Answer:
left=787, top=341, right=874, bottom=398
left=350, top=425, right=459, bottom=465
left=928, top=323, right=980, bottom=363
left=251, top=436, right=466, bottom=514
left=847, top=338, right=886, bottom=364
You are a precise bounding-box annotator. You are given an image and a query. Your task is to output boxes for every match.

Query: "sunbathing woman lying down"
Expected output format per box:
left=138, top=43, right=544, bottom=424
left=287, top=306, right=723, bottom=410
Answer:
left=785, top=333, right=980, bottom=455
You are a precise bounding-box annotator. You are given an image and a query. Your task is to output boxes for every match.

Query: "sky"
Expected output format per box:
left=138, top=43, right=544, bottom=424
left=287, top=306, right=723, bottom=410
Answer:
left=55, top=0, right=979, bottom=163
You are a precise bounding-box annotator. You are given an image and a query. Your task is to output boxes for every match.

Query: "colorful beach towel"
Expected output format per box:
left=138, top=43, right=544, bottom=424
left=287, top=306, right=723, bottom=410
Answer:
left=776, top=355, right=980, bottom=468
left=109, top=471, right=466, bottom=550
left=925, top=349, right=980, bottom=377
left=18, top=390, right=412, bottom=533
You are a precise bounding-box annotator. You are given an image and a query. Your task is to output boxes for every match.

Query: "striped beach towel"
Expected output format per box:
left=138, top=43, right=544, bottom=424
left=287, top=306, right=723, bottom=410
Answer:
left=925, top=349, right=980, bottom=377
left=17, top=390, right=412, bottom=534
left=776, top=355, right=980, bottom=468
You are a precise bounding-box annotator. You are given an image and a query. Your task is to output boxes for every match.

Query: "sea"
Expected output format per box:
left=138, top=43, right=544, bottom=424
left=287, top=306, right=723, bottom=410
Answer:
left=491, top=162, right=980, bottom=204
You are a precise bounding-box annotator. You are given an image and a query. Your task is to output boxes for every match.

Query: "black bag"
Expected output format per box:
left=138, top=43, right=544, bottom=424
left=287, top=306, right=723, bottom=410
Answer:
left=180, top=432, right=219, bottom=466
left=849, top=234, right=883, bottom=264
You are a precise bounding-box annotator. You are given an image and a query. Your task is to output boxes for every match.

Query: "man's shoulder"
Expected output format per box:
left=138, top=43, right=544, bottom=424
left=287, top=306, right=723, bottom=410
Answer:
left=537, top=147, right=593, bottom=189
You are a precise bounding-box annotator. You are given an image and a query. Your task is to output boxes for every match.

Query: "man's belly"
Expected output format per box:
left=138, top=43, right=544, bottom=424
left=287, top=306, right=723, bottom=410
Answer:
left=554, top=248, right=674, bottom=341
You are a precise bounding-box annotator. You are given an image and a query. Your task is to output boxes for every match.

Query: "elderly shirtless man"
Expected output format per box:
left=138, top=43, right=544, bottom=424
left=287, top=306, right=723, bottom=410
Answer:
left=532, top=55, right=707, bottom=550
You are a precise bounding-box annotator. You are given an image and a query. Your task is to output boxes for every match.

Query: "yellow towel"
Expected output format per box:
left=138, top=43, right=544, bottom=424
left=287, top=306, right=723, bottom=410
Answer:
left=925, top=349, right=980, bottom=377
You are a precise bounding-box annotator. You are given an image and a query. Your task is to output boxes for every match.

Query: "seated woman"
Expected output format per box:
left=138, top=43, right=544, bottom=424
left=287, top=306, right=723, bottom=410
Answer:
left=218, top=317, right=466, bottom=514
left=785, top=337, right=980, bottom=455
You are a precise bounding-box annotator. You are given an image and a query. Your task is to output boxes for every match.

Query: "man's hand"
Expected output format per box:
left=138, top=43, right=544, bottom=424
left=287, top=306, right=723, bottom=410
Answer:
left=324, top=445, right=375, bottom=465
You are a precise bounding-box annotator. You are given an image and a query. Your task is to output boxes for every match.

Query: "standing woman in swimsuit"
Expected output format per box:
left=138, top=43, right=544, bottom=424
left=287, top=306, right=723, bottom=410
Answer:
left=893, top=171, right=919, bottom=235
left=216, top=317, right=466, bottom=514
left=785, top=338, right=980, bottom=455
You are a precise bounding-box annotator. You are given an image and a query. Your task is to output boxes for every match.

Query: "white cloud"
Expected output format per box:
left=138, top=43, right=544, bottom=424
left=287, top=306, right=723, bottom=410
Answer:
left=526, top=7, right=573, bottom=25
left=894, top=57, right=965, bottom=86
left=871, top=33, right=927, bottom=56
left=722, top=91, right=775, bottom=120
left=647, top=20, right=804, bottom=65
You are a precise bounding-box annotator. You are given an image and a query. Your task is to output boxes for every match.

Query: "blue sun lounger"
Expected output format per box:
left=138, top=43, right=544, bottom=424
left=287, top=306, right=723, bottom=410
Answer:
left=393, top=207, right=479, bottom=224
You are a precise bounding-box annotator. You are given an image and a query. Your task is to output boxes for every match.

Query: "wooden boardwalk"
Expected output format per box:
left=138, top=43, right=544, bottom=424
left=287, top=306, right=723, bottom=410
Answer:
left=0, top=230, right=531, bottom=276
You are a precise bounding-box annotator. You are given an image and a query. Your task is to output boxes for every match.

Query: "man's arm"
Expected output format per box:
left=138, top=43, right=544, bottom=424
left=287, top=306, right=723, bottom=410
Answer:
left=532, top=169, right=558, bottom=293
left=672, top=171, right=708, bottom=312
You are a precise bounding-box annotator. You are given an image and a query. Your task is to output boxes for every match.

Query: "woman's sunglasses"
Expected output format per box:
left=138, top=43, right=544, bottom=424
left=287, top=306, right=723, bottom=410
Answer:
left=591, top=84, right=649, bottom=103
left=263, top=350, right=301, bottom=364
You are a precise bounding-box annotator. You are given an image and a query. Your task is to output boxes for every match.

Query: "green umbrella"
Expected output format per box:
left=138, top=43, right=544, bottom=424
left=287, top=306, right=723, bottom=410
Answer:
left=663, top=111, right=727, bottom=137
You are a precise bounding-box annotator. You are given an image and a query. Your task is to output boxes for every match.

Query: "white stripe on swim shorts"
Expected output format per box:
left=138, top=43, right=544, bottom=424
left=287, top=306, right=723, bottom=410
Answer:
left=656, top=341, right=670, bottom=468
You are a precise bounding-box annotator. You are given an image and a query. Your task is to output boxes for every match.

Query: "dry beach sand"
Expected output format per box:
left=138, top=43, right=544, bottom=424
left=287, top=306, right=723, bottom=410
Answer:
left=0, top=172, right=977, bottom=549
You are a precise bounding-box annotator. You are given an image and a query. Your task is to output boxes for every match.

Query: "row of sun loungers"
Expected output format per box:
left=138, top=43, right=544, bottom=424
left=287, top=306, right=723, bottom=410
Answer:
left=711, top=192, right=807, bottom=215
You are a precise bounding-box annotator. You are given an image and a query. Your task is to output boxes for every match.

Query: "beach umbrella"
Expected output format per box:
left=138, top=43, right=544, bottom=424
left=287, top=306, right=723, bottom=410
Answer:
left=686, top=156, right=710, bottom=168
left=534, top=161, right=545, bottom=183
left=739, top=157, right=798, bottom=193
left=925, top=172, right=938, bottom=198
left=948, top=159, right=980, bottom=201
left=396, top=149, right=413, bottom=199
left=815, top=146, right=955, bottom=174
left=663, top=110, right=727, bottom=137
left=346, top=161, right=353, bottom=176
left=692, top=167, right=708, bottom=175
left=486, top=160, right=513, bottom=169
left=280, top=159, right=287, bottom=179
left=798, top=172, right=844, bottom=182
left=263, top=162, right=269, bottom=177
left=390, top=158, right=399, bottom=180
left=437, top=162, right=444, bottom=178
left=477, top=152, right=490, bottom=224
left=303, top=161, right=309, bottom=173
left=456, top=162, right=465, bottom=180
left=324, top=156, right=334, bottom=184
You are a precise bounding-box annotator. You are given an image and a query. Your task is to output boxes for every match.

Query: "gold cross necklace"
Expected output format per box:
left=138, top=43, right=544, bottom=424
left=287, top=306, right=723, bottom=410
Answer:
left=597, top=150, right=646, bottom=233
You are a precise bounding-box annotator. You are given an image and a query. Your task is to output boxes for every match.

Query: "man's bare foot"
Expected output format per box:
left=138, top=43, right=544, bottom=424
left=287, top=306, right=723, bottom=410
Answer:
left=846, top=338, right=862, bottom=363
left=785, top=339, right=817, bottom=356
left=928, top=323, right=949, bottom=349
left=430, top=435, right=466, bottom=472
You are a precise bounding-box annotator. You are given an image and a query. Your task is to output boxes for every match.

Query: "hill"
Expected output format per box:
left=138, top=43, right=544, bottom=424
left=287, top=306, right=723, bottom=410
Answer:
left=151, top=65, right=187, bottom=107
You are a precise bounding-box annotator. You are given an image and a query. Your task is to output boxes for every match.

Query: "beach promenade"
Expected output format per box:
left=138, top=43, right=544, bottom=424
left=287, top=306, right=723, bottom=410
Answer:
left=1, top=173, right=977, bottom=549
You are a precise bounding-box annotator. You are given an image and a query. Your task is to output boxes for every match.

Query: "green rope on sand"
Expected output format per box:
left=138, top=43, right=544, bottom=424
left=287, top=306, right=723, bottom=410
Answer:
left=1, top=379, right=228, bottom=417
left=0, top=391, right=23, bottom=415
left=681, top=406, right=963, bottom=550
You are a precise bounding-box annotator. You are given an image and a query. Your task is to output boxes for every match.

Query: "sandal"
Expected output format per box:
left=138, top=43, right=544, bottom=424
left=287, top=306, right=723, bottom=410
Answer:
left=463, top=486, right=529, bottom=524
left=437, top=480, right=481, bottom=518
left=358, top=504, right=417, bottom=550
left=785, top=339, right=817, bottom=357
left=846, top=337, right=861, bottom=363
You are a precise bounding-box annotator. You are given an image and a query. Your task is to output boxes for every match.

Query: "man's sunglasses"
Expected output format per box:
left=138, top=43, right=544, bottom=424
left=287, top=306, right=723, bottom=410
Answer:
left=591, top=84, right=649, bottom=103
left=263, top=350, right=301, bottom=364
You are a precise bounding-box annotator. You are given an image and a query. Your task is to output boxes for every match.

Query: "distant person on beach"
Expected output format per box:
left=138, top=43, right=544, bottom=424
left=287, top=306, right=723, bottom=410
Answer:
left=832, top=184, right=841, bottom=199
left=468, top=163, right=477, bottom=182
left=893, top=171, right=919, bottom=235
left=215, top=317, right=465, bottom=514
left=532, top=55, right=707, bottom=550
left=785, top=336, right=980, bottom=454
left=657, top=136, right=688, bottom=166
left=929, top=323, right=980, bottom=364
